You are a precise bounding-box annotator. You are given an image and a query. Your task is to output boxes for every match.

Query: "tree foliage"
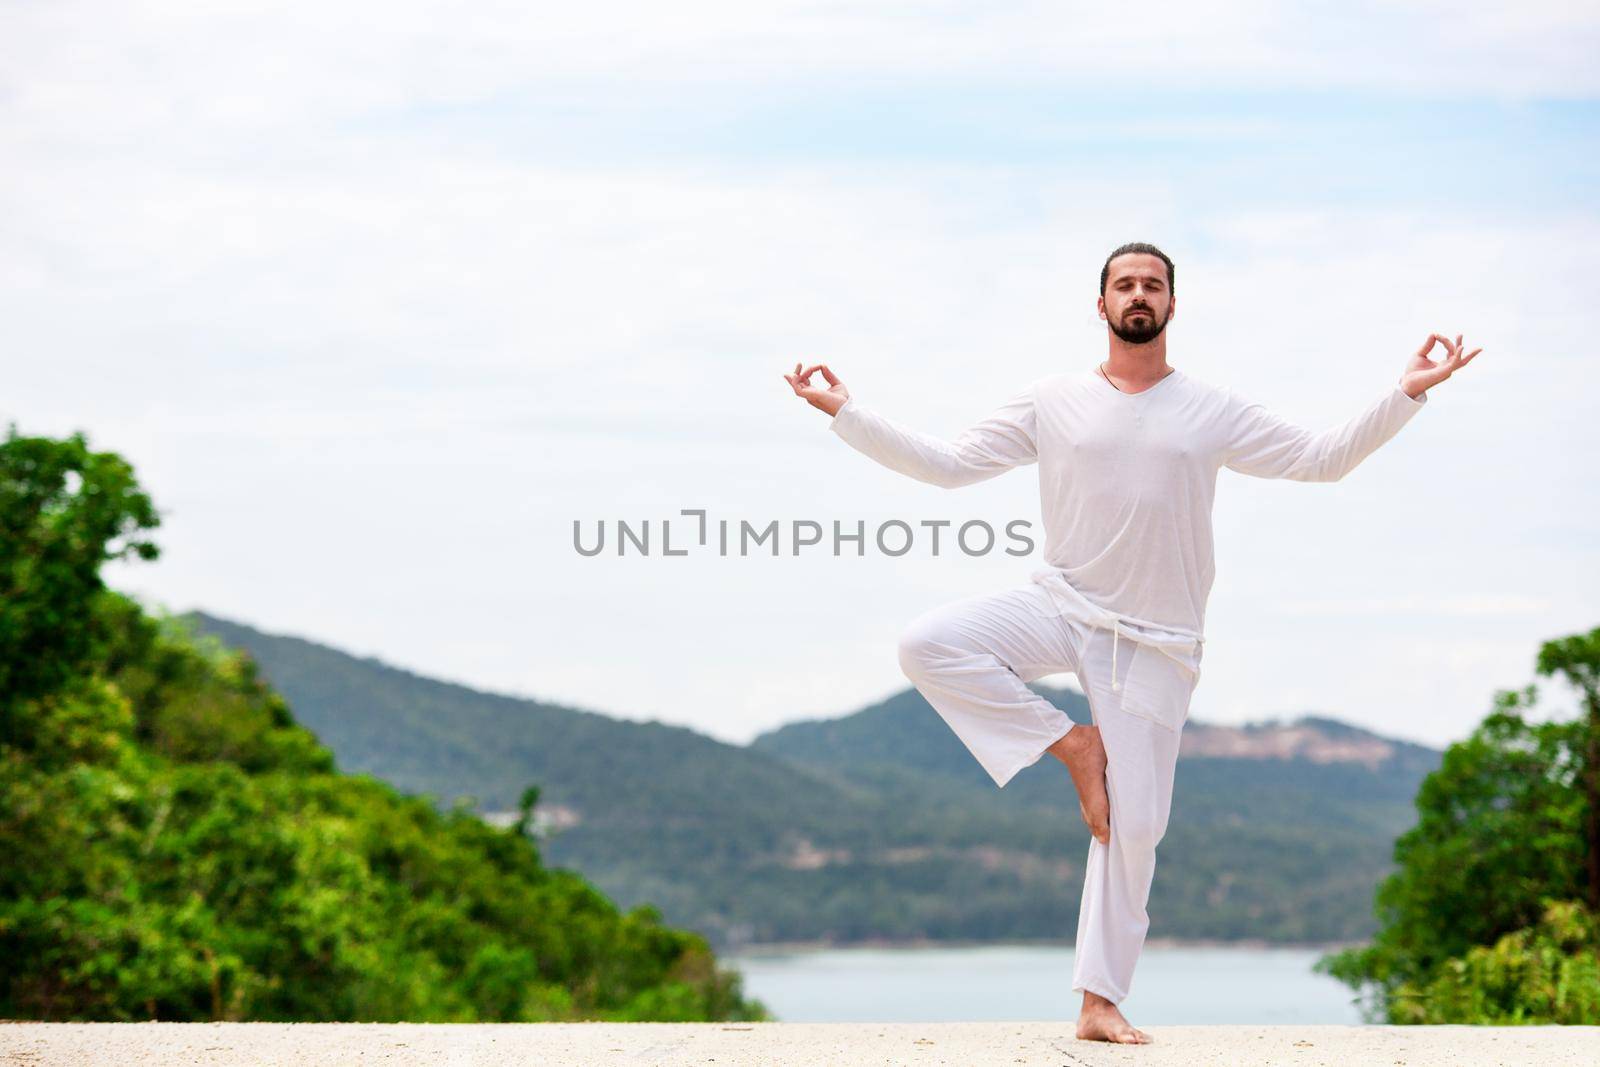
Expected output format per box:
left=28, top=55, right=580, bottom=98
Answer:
left=1319, top=628, right=1600, bottom=1023
left=0, top=429, right=767, bottom=1022
left=1390, top=901, right=1600, bottom=1024
left=0, top=424, right=158, bottom=717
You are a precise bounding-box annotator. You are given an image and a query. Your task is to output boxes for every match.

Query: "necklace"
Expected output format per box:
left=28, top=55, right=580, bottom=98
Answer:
left=1099, top=362, right=1177, bottom=394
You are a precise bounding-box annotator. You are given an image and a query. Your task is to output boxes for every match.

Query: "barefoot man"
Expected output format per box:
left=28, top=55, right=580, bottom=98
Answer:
left=783, top=242, right=1480, bottom=1044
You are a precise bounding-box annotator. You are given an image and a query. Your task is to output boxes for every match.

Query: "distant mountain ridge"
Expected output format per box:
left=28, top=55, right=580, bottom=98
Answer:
left=1179, top=715, right=1437, bottom=770
left=186, top=610, right=1440, bottom=950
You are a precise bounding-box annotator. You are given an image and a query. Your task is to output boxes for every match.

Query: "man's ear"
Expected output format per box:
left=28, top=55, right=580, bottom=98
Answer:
left=1096, top=295, right=1107, bottom=321
left=1168, top=296, right=1176, bottom=321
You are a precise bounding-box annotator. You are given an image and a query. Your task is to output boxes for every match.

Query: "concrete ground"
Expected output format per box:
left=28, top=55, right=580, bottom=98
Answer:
left=2, top=1022, right=1598, bottom=1066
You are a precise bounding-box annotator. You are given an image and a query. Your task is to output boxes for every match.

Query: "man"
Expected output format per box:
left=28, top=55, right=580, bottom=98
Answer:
left=781, top=242, right=1481, bottom=1045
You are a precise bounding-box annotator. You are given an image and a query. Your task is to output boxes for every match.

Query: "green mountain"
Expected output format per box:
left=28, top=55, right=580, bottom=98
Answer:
left=187, top=611, right=1440, bottom=950
left=3, top=594, right=765, bottom=1021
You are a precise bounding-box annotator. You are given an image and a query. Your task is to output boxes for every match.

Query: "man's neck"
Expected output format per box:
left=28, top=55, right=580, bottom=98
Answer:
left=1101, top=337, right=1173, bottom=391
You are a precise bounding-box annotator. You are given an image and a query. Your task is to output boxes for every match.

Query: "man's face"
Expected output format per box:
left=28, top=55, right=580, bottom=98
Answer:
left=1098, top=253, right=1174, bottom=344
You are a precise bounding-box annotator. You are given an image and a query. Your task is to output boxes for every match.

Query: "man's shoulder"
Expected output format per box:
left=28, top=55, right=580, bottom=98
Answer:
left=1174, top=367, right=1227, bottom=395
left=1172, top=369, right=1243, bottom=408
left=1031, top=368, right=1095, bottom=394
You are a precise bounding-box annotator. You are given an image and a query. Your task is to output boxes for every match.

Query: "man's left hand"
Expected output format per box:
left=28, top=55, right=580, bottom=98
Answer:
left=1401, top=333, right=1482, bottom=399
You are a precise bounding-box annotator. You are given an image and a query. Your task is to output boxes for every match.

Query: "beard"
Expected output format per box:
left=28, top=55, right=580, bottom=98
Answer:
left=1108, top=305, right=1170, bottom=344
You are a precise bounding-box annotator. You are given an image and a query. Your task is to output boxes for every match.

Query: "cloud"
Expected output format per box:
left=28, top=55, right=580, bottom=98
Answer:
left=3, top=0, right=1599, bottom=156
left=2, top=2, right=1596, bottom=751
left=1273, top=595, right=1554, bottom=618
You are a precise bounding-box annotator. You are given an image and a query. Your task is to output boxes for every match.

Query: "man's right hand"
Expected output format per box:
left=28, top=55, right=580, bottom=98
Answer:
left=783, top=362, right=850, bottom=417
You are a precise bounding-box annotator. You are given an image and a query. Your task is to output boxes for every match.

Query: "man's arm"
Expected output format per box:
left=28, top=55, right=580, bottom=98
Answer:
left=1223, top=333, right=1481, bottom=482
left=1222, top=381, right=1425, bottom=482
left=829, top=387, right=1038, bottom=489
left=783, top=362, right=1037, bottom=488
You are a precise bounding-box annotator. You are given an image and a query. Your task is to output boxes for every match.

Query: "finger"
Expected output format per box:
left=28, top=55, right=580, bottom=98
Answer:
left=1417, top=335, right=1440, bottom=358
left=818, top=365, right=840, bottom=386
left=798, top=363, right=829, bottom=381
left=1459, top=347, right=1482, bottom=366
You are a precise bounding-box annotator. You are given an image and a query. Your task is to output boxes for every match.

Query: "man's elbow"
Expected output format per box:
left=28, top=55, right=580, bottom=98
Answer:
left=925, top=470, right=981, bottom=490
left=1289, top=456, right=1360, bottom=483
left=908, top=459, right=991, bottom=489
left=1281, top=441, right=1359, bottom=483
left=1285, top=462, right=1344, bottom=483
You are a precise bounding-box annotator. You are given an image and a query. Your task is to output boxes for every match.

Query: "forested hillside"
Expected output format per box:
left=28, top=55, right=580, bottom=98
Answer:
left=190, top=612, right=1441, bottom=949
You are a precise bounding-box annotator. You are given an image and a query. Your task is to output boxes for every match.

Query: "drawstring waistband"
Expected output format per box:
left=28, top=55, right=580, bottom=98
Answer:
left=1026, top=567, right=1203, bottom=696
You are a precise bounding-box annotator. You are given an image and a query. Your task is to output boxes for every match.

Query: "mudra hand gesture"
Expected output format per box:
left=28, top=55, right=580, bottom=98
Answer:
left=784, top=362, right=851, bottom=418
left=1401, top=334, right=1482, bottom=399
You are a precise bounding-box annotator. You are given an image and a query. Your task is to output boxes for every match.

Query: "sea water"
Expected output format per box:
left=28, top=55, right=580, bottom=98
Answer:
left=724, top=944, right=1364, bottom=1024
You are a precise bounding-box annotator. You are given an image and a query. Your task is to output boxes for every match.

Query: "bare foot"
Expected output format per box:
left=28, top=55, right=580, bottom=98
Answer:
left=1076, top=991, right=1151, bottom=1044
left=1047, top=726, right=1109, bottom=844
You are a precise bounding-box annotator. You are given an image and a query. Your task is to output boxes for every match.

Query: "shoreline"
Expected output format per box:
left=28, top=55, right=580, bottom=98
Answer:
left=723, top=936, right=1358, bottom=956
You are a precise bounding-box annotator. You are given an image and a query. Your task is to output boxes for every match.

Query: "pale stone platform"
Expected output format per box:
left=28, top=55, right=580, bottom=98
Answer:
left=3, top=1021, right=1598, bottom=1066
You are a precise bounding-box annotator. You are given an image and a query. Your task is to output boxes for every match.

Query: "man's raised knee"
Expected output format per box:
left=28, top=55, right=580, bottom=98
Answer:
left=896, top=616, right=948, bottom=681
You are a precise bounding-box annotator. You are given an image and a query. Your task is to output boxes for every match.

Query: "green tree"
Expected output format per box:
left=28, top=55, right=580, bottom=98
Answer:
left=1389, top=900, right=1600, bottom=1024
left=1319, top=627, right=1598, bottom=1022
left=0, top=425, right=158, bottom=716
left=1537, top=629, right=1600, bottom=911
left=0, top=429, right=768, bottom=1022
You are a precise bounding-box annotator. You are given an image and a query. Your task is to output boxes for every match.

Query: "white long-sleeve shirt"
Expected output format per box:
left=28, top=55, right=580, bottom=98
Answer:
left=829, top=366, right=1427, bottom=691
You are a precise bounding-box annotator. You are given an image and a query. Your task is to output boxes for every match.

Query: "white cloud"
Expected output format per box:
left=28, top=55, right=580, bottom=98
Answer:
left=3, top=0, right=1598, bottom=156
left=1275, top=595, right=1552, bottom=618
left=46, top=174, right=1590, bottom=751
left=3, top=2, right=1596, bottom=752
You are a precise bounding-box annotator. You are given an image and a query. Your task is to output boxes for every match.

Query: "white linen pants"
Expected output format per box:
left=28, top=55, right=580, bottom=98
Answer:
left=895, top=582, right=1202, bottom=1005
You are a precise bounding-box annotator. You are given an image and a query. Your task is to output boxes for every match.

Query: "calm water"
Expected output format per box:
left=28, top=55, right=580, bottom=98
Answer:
left=724, top=944, right=1363, bottom=1024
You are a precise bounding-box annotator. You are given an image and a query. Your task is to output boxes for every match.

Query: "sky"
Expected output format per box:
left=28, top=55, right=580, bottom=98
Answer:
left=3, top=1, right=1598, bottom=750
